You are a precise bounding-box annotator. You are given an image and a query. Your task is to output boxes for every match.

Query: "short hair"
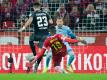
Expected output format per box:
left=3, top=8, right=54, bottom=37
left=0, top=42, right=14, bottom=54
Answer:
left=33, top=2, right=41, bottom=8
left=48, top=25, right=56, bottom=33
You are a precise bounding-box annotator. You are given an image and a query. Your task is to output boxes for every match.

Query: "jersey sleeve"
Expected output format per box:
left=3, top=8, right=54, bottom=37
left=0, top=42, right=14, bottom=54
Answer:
left=57, top=34, right=79, bottom=43
left=64, top=37, right=79, bottom=43
left=66, top=26, right=76, bottom=39
left=43, top=38, right=49, bottom=49
left=46, top=13, right=52, bottom=20
left=30, top=12, right=35, bottom=17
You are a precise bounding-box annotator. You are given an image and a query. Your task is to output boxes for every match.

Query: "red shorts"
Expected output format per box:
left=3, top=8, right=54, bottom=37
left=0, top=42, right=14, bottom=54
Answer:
left=52, top=46, right=67, bottom=66
left=52, top=51, right=67, bottom=66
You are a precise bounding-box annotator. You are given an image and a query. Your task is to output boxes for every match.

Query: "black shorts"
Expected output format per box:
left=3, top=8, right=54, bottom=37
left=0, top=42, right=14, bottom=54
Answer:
left=29, top=33, right=48, bottom=48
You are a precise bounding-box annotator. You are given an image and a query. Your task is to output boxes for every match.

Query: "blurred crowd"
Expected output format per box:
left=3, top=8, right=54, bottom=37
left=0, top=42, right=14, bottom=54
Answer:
left=0, top=0, right=107, bottom=31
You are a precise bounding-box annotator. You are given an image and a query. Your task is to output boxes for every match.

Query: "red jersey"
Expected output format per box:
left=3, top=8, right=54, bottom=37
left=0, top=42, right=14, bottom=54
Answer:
left=43, top=34, right=66, bottom=56
left=34, top=34, right=79, bottom=62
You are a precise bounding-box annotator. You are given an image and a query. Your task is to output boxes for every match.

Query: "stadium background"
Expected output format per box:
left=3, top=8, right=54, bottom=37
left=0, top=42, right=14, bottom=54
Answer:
left=0, top=0, right=107, bottom=79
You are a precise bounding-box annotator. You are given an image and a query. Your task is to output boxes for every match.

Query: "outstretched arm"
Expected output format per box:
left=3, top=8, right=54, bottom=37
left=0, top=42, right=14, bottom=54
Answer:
left=18, top=17, right=33, bottom=32
left=66, top=26, right=87, bottom=44
left=76, top=37, right=87, bottom=45
left=64, top=37, right=87, bottom=45
left=64, top=37, right=79, bottom=43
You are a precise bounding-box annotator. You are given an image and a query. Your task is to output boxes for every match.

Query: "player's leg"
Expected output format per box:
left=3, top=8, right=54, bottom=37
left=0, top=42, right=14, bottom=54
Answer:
left=29, top=33, right=37, bottom=56
left=42, top=48, right=52, bottom=73
left=54, top=66, right=63, bottom=73
left=67, top=50, right=75, bottom=72
left=64, top=42, right=74, bottom=72
left=55, top=66, right=68, bottom=73
left=54, top=56, right=68, bottom=73
left=67, top=50, right=75, bottom=66
left=54, top=56, right=63, bottom=73
left=25, top=54, right=35, bottom=73
left=28, top=34, right=36, bottom=73
left=34, top=35, right=48, bottom=73
left=29, top=34, right=40, bottom=73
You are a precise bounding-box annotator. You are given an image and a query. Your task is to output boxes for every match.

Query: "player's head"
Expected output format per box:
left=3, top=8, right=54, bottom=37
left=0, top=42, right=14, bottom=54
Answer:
left=56, top=17, right=64, bottom=27
left=48, top=25, right=56, bottom=35
left=33, top=2, right=41, bottom=10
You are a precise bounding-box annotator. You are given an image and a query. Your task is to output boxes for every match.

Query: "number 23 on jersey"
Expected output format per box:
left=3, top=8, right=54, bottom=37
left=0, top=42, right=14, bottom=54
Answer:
left=37, top=16, right=48, bottom=27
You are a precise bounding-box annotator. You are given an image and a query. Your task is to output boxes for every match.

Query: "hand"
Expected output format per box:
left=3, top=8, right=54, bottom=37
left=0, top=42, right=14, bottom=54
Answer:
left=18, top=28, right=23, bottom=32
left=18, top=27, right=26, bottom=32
left=77, top=37, right=87, bottom=45
left=77, top=37, right=83, bottom=41
left=81, top=40, right=87, bottom=45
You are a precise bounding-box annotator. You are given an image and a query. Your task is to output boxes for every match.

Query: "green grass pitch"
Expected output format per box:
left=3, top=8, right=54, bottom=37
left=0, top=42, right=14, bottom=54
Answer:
left=0, top=73, right=106, bottom=80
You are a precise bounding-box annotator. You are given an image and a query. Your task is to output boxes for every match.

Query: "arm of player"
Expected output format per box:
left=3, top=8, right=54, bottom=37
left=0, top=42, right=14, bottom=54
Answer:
left=49, top=19, right=53, bottom=24
left=67, top=27, right=77, bottom=39
left=46, top=13, right=53, bottom=24
left=66, top=27, right=87, bottom=44
left=58, top=34, right=79, bottom=43
left=64, top=37, right=79, bottom=43
left=18, top=17, right=33, bottom=32
left=76, top=37, right=87, bottom=45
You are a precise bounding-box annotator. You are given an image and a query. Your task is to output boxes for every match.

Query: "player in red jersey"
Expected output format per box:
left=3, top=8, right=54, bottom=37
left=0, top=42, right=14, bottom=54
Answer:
left=28, top=26, right=84, bottom=73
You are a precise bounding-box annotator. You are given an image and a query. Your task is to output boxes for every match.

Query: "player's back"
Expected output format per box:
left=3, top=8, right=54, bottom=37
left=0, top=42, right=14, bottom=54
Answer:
left=31, top=10, right=50, bottom=35
left=47, top=34, right=67, bottom=56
